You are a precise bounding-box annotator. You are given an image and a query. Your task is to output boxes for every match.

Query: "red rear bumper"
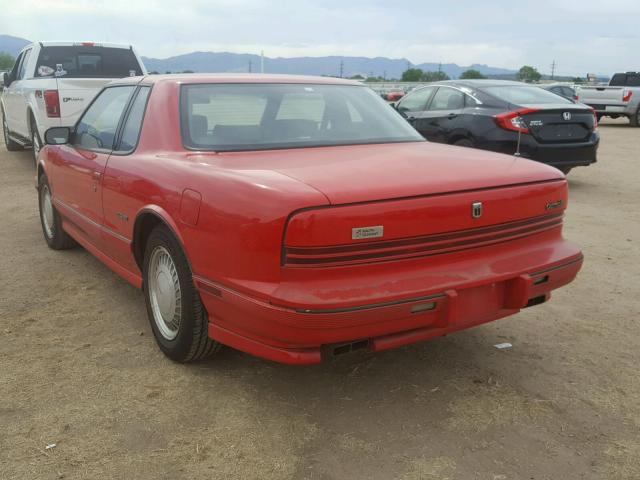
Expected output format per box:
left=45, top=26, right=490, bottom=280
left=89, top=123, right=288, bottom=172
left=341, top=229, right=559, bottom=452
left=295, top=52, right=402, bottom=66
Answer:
left=195, top=235, right=583, bottom=365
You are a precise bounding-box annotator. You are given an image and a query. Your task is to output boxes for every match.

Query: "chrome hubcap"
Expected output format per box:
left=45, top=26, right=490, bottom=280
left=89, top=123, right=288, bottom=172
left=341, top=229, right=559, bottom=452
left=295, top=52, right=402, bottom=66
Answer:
left=148, top=246, right=182, bottom=340
left=41, top=186, right=54, bottom=238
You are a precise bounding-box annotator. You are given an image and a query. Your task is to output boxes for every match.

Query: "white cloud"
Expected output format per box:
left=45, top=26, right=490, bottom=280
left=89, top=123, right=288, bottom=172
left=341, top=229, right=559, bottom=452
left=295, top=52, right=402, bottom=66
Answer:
left=1, top=0, right=638, bottom=75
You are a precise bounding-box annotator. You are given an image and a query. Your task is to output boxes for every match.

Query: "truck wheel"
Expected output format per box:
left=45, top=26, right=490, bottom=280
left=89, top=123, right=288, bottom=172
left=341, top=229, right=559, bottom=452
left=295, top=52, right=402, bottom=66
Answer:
left=30, top=115, right=42, bottom=164
left=142, top=225, right=222, bottom=362
left=630, top=107, right=640, bottom=127
left=558, top=167, right=573, bottom=175
left=38, top=174, right=76, bottom=250
left=2, top=111, right=22, bottom=151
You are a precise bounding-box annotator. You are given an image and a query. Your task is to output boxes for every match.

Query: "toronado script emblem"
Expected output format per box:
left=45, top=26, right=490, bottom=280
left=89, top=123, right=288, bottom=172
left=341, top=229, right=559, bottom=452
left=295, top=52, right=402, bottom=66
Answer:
left=471, top=202, right=483, bottom=219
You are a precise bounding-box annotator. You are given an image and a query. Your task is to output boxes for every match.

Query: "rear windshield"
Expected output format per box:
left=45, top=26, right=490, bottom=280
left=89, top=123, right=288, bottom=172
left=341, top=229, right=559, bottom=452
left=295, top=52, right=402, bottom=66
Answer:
left=35, top=46, right=142, bottom=78
left=484, top=85, right=572, bottom=105
left=610, top=73, right=640, bottom=87
left=180, top=83, right=423, bottom=151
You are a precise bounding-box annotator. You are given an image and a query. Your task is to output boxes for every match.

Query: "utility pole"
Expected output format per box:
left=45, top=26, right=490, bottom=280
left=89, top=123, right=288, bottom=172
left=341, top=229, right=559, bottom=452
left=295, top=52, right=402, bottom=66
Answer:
left=550, top=60, right=556, bottom=80
left=383, top=70, right=386, bottom=80
left=406, top=60, right=411, bottom=72
left=260, top=51, right=264, bottom=73
left=339, top=60, right=344, bottom=78
left=438, top=62, right=442, bottom=73
left=248, top=60, right=252, bottom=73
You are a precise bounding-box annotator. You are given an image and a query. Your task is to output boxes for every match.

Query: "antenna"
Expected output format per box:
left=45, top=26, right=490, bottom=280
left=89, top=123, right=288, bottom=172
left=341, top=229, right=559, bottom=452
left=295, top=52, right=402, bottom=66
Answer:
left=515, top=129, right=522, bottom=157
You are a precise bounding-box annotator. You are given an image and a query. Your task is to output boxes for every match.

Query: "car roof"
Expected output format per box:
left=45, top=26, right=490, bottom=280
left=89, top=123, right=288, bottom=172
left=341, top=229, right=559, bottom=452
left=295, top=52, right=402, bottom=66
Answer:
left=109, top=73, right=363, bottom=87
left=28, top=41, right=133, bottom=49
left=433, top=79, right=532, bottom=88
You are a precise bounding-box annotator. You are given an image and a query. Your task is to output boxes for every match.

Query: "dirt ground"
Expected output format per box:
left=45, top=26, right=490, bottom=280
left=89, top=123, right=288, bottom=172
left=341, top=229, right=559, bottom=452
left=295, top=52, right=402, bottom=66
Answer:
left=1, top=119, right=639, bottom=480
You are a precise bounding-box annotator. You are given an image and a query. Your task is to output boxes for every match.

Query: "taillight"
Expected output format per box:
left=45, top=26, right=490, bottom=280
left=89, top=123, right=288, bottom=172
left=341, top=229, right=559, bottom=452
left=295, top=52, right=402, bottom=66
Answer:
left=494, top=108, right=539, bottom=134
left=623, top=89, right=633, bottom=102
left=44, top=90, right=60, bottom=118
left=590, top=107, right=598, bottom=130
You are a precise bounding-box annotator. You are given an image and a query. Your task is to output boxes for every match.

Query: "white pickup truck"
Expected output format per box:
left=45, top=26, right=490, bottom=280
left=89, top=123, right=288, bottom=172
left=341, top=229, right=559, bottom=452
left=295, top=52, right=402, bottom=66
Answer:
left=1, top=41, right=146, bottom=161
left=576, top=72, right=640, bottom=127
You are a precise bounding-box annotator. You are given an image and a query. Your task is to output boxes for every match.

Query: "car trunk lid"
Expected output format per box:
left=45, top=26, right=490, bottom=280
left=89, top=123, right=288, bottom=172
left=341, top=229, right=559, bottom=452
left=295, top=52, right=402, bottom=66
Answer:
left=518, top=104, right=596, bottom=144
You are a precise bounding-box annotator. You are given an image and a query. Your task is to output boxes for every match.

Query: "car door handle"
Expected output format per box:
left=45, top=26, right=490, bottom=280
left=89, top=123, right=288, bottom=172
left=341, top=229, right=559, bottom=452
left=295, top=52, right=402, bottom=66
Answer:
left=92, top=171, right=102, bottom=180
left=447, top=113, right=458, bottom=119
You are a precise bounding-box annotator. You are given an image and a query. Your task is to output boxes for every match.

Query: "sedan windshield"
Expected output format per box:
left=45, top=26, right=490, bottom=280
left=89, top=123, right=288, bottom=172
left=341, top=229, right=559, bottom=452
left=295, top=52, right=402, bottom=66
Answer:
left=180, top=83, right=424, bottom=151
left=484, top=85, right=573, bottom=105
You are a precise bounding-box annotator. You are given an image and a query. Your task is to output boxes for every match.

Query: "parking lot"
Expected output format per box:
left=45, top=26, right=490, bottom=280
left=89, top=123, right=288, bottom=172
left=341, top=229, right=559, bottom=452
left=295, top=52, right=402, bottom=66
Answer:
left=1, top=119, right=639, bottom=480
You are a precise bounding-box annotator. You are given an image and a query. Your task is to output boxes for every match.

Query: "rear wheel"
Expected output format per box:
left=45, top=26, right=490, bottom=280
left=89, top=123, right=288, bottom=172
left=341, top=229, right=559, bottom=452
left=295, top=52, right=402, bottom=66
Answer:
left=630, top=107, right=640, bottom=127
left=2, top=110, right=22, bottom=151
left=30, top=115, right=42, bottom=164
left=453, top=138, right=474, bottom=148
left=142, top=225, right=222, bottom=362
left=38, top=175, right=76, bottom=250
left=558, top=166, right=573, bottom=175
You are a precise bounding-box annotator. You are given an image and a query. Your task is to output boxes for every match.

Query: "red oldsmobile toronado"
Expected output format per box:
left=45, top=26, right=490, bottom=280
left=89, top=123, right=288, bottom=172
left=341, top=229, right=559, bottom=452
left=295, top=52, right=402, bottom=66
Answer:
left=37, top=74, right=583, bottom=364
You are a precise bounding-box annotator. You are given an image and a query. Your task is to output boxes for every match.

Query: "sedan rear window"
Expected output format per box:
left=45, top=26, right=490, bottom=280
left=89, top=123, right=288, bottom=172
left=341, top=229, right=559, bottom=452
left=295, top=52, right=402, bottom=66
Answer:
left=180, top=83, right=423, bottom=151
left=36, top=46, right=142, bottom=78
left=485, top=85, right=572, bottom=105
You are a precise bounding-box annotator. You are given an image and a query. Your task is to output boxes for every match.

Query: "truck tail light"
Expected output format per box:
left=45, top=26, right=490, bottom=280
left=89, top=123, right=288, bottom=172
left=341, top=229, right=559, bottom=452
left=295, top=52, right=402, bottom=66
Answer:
left=494, top=108, right=539, bottom=134
left=622, top=89, right=633, bottom=102
left=44, top=90, right=60, bottom=118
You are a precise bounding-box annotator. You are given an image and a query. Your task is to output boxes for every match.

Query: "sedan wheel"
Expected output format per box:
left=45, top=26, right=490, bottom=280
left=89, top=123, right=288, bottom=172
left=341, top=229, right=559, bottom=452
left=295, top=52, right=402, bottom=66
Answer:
left=148, top=246, right=182, bottom=341
left=40, top=184, right=55, bottom=239
left=142, top=225, right=221, bottom=362
left=37, top=175, right=76, bottom=250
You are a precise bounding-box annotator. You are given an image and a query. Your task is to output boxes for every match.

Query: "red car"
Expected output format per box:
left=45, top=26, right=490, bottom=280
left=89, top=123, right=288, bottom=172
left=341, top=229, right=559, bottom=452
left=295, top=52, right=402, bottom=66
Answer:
left=37, top=74, right=583, bottom=364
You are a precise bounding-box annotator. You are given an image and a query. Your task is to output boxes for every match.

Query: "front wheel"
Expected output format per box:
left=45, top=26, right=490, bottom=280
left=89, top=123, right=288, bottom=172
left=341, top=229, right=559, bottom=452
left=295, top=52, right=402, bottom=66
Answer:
left=38, top=175, right=76, bottom=250
left=2, top=111, right=22, bottom=151
left=142, top=226, right=222, bottom=362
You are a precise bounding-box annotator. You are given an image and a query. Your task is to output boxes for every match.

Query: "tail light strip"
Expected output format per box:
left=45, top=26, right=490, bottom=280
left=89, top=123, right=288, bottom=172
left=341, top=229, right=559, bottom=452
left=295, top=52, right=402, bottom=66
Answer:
left=284, top=213, right=563, bottom=268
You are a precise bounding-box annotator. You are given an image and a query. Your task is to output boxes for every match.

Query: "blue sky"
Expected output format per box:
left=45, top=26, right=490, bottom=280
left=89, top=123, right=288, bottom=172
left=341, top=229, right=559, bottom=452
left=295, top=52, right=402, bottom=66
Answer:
left=1, top=0, right=638, bottom=75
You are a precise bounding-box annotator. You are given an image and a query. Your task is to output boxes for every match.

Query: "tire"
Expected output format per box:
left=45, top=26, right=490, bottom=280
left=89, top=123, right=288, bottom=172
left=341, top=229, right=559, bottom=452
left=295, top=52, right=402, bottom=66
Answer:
left=2, top=110, right=22, bottom=151
left=38, top=175, right=76, bottom=250
left=142, top=225, right=222, bottom=362
left=558, top=166, right=573, bottom=175
left=30, top=115, right=42, bottom=165
left=596, top=113, right=604, bottom=122
left=453, top=138, right=474, bottom=148
left=630, top=107, right=640, bottom=127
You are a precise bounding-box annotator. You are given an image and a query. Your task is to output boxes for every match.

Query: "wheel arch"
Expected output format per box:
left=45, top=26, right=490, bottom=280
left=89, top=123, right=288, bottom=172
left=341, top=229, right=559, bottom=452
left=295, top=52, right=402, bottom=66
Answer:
left=131, top=206, right=190, bottom=273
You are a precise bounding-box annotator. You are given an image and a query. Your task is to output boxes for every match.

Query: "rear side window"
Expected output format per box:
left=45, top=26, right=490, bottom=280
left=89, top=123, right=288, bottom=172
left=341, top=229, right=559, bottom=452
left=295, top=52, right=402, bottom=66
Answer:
left=75, top=86, right=135, bottom=150
left=397, top=86, right=435, bottom=113
left=626, top=75, right=640, bottom=87
left=428, top=87, right=465, bottom=110
left=484, top=85, right=572, bottom=105
left=35, top=46, right=142, bottom=78
left=117, top=87, right=151, bottom=152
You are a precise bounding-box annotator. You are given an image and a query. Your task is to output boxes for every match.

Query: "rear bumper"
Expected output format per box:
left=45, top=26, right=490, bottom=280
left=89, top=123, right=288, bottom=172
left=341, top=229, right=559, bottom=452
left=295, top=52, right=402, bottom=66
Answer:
left=481, top=133, right=599, bottom=169
left=195, top=236, right=583, bottom=364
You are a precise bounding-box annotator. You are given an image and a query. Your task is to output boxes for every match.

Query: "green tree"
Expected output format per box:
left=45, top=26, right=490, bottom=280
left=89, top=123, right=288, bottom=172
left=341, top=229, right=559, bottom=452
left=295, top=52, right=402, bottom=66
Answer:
left=421, top=71, right=450, bottom=82
left=401, top=68, right=424, bottom=82
left=182, top=70, right=195, bottom=74
left=349, top=74, right=365, bottom=80
left=572, top=77, right=584, bottom=84
left=459, top=69, right=486, bottom=79
left=517, top=65, right=541, bottom=83
left=0, top=53, right=15, bottom=70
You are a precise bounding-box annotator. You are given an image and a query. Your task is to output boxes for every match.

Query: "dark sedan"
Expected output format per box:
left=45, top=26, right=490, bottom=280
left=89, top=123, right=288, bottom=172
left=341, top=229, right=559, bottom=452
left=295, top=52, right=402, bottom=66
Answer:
left=393, top=80, right=598, bottom=174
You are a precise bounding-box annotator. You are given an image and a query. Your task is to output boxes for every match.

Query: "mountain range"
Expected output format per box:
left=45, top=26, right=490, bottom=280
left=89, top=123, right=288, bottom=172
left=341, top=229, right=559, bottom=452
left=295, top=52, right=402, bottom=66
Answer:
left=0, top=34, right=518, bottom=79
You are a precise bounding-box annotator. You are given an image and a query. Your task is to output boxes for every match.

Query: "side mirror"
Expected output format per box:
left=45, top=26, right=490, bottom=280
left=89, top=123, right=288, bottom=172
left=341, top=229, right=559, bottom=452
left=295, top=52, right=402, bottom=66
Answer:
left=45, top=127, right=71, bottom=145
left=2, top=72, right=10, bottom=88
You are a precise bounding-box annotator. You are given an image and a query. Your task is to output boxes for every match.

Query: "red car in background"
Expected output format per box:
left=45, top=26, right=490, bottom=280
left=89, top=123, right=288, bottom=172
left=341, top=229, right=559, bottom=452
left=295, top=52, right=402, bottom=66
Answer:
left=386, top=90, right=406, bottom=101
left=37, top=74, right=583, bottom=364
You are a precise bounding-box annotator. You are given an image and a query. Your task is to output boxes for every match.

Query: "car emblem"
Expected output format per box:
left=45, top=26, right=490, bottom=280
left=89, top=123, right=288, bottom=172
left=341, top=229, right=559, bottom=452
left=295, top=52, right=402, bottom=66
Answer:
left=352, top=226, right=384, bottom=240
left=471, top=202, right=483, bottom=219
left=562, top=112, right=572, bottom=121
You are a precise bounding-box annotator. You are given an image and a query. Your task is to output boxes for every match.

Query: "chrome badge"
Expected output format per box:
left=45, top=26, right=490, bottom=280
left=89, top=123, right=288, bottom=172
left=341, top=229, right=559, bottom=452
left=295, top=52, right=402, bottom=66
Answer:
left=546, top=200, right=563, bottom=210
left=562, top=112, right=572, bottom=121
left=352, top=226, right=383, bottom=240
left=471, top=201, right=483, bottom=219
